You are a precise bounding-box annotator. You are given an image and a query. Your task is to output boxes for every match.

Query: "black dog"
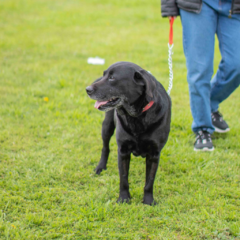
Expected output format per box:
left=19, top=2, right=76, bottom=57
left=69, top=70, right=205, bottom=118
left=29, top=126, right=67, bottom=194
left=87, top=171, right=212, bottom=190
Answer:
left=86, top=62, right=171, bottom=205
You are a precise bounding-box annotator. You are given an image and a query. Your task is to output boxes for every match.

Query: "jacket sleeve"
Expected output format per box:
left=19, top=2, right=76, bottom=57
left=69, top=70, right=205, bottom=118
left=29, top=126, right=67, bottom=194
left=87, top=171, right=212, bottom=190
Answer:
left=161, top=0, right=179, bottom=17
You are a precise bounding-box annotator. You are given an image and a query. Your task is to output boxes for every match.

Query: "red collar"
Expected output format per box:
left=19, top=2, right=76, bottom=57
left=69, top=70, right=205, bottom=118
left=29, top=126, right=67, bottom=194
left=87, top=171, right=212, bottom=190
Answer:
left=142, top=101, right=154, bottom=113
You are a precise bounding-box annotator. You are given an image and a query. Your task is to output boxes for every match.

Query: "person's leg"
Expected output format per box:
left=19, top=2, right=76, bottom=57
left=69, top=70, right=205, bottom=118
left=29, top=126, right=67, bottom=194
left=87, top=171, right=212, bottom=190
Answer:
left=210, top=1, right=240, bottom=113
left=180, top=3, right=217, bottom=134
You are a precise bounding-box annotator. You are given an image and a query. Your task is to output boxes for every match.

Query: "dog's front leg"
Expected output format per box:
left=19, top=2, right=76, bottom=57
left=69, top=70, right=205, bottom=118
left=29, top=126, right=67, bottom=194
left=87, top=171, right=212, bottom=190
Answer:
left=95, top=110, right=115, bottom=175
left=117, top=150, right=131, bottom=203
left=143, top=154, right=160, bottom=205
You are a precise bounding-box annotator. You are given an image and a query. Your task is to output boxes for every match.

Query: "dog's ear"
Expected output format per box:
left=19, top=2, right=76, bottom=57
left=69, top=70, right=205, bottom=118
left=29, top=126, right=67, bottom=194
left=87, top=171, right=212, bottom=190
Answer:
left=133, top=70, right=156, bottom=102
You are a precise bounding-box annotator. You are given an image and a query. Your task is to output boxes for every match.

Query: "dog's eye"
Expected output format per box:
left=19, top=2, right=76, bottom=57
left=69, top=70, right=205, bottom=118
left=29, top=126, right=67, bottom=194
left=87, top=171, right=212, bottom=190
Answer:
left=108, top=75, right=115, bottom=81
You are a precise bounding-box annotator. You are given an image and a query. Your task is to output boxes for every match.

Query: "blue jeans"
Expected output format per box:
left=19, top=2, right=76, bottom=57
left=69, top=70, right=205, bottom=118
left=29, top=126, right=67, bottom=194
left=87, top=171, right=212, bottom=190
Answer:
left=180, top=0, right=240, bottom=134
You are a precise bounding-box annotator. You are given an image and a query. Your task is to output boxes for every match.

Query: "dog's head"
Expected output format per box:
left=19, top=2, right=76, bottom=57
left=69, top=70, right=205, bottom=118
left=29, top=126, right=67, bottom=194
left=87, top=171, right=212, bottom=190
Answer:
left=86, top=62, right=156, bottom=112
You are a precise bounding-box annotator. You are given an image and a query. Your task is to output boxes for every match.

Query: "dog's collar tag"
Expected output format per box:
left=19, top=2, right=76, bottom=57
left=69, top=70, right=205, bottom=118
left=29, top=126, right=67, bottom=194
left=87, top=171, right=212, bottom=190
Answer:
left=142, top=101, right=154, bottom=113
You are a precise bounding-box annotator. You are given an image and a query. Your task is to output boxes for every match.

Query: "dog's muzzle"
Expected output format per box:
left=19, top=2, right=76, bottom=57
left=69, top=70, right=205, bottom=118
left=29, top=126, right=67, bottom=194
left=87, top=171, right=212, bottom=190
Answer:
left=86, top=86, right=94, bottom=95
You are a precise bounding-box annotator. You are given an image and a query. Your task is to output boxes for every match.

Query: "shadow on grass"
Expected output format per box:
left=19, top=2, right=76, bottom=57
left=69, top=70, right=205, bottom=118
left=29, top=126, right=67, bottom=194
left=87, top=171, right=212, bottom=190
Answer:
left=212, top=132, right=229, bottom=140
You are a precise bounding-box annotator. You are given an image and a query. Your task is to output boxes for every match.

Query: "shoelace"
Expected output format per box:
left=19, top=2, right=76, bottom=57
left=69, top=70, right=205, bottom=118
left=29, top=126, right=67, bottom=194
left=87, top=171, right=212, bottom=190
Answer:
left=211, top=111, right=223, bottom=122
left=196, top=131, right=212, bottom=143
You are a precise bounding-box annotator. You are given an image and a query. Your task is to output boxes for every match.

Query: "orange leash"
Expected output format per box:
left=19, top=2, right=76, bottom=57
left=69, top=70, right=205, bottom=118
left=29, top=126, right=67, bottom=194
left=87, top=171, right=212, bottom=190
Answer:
left=167, top=18, right=174, bottom=95
left=169, top=17, right=174, bottom=45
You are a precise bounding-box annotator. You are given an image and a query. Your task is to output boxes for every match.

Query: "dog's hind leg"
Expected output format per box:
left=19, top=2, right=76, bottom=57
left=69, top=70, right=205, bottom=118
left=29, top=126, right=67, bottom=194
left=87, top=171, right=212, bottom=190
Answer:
left=95, top=110, right=115, bottom=175
left=143, top=154, right=160, bottom=205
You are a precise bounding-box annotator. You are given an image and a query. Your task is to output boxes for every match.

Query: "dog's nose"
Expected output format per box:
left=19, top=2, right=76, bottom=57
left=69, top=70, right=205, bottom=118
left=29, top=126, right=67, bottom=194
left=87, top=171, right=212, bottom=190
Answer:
left=86, top=86, right=94, bottom=95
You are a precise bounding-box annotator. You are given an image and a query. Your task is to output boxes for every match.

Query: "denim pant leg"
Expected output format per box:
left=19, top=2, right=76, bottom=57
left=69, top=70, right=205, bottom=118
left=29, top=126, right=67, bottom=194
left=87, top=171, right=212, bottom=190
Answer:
left=210, top=3, right=240, bottom=112
left=180, top=3, right=217, bottom=134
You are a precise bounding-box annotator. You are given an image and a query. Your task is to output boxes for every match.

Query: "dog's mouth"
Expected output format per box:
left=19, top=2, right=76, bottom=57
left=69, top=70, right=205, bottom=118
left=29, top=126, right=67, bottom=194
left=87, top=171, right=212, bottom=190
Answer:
left=94, top=97, right=121, bottom=110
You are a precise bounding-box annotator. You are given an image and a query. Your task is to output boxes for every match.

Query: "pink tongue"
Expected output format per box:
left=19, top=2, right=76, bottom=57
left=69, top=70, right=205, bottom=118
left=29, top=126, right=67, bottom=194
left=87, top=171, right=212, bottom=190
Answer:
left=94, top=100, right=109, bottom=109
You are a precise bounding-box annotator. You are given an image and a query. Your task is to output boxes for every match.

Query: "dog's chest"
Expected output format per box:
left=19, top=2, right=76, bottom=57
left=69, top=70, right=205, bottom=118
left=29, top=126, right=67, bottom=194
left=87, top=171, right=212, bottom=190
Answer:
left=121, top=113, right=146, bottom=136
left=121, top=139, right=158, bottom=158
left=117, top=113, right=160, bottom=157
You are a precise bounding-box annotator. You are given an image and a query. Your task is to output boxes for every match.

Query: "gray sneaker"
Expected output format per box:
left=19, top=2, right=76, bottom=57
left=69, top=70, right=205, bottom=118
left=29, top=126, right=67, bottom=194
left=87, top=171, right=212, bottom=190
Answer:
left=194, top=130, right=214, bottom=151
left=211, top=111, right=230, bottom=133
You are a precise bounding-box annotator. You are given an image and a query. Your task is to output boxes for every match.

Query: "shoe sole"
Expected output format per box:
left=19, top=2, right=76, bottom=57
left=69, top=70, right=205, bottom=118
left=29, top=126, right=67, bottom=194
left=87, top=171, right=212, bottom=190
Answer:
left=214, top=126, right=230, bottom=133
left=194, top=147, right=214, bottom=152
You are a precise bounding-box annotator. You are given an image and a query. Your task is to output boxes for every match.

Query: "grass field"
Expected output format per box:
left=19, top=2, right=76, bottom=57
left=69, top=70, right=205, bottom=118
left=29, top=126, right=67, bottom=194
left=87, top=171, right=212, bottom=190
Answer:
left=0, top=0, right=240, bottom=239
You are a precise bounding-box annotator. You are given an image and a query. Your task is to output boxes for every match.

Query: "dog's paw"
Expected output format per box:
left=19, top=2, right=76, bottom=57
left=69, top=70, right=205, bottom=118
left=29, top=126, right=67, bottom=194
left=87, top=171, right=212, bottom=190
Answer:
left=117, top=192, right=131, bottom=204
left=95, top=164, right=107, bottom=175
left=143, top=195, right=157, bottom=206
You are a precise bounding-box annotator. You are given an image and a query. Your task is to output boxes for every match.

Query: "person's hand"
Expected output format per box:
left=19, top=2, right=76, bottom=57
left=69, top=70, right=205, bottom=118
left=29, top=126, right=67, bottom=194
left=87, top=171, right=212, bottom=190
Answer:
left=168, top=16, right=177, bottom=20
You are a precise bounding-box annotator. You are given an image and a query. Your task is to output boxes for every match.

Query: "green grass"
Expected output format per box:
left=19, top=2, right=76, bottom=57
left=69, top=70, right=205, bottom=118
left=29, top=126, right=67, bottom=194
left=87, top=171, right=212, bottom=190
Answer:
left=0, top=0, right=240, bottom=239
